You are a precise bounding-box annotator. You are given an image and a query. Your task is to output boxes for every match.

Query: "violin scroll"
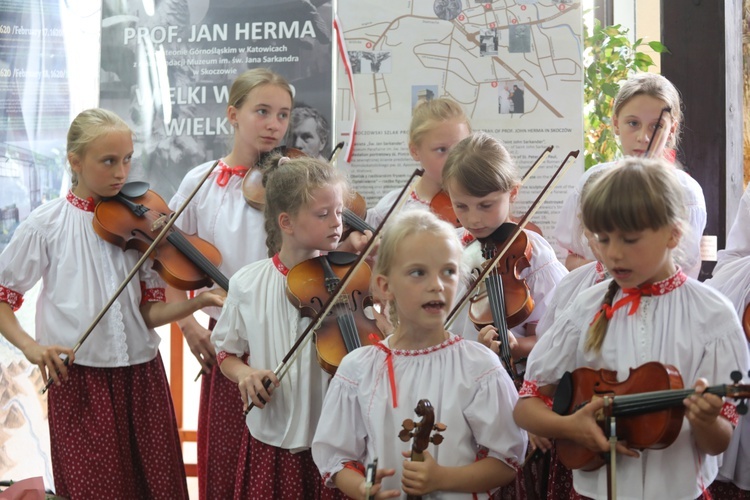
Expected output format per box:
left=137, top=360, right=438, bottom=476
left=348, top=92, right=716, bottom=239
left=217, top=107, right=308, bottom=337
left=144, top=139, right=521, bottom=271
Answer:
left=398, top=399, right=447, bottom=454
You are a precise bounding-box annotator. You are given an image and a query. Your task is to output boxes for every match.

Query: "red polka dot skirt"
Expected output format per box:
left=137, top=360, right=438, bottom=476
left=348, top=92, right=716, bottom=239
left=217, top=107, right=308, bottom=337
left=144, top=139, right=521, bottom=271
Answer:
left=233, top=432, right=347, bottom=500
left=47, top=353, right=188, bottom=499
left=196, top=365, right=246, bottom=500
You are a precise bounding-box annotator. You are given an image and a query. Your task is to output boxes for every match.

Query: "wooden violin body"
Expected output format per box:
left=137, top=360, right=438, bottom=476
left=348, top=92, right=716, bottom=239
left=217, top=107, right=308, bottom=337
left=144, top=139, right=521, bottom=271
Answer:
left=554, top=362, right=750, bottom=471
left=469, top=222, right=534, bottom=329
left=742, top=302, right=750, bottom=342
left=429, top=190, right=461, bottom=228
left=93, top=189, right=228, bottom=291
left=286, top=252, right=383, bottom=375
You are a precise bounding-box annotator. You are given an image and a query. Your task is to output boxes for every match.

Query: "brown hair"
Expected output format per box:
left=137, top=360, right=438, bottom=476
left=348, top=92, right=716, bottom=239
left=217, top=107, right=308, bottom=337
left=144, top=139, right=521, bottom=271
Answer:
left=228, top=68, right=294, bottom=111
left=582, top=158, right=686, bottom=353
left=442, top=132, right=520, bottom=197
left=613, top=73, right=683, bottom=149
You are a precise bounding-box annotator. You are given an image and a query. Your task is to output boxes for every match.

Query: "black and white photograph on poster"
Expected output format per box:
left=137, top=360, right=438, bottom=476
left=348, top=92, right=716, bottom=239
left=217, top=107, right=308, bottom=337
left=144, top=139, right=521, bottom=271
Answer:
left=480, top=28, right=498, bottom=56
left=508, top=82, right=525, bottom=114
left=286, top=104, right=330, bottom=160
left=99, top=0, right=333, bottom=200
left=411, top=85, right=438, bottom=110
left=352, top=51, right=392, bottom=74
left=509, top=24, right=531, bottom=53
left=433, top=0, right=462, bottom=21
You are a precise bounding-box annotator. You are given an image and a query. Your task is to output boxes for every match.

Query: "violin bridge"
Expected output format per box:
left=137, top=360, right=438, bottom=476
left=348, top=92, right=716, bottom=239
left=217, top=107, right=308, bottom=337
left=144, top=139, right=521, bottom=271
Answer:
left=151, top=214, right=169, bottom=232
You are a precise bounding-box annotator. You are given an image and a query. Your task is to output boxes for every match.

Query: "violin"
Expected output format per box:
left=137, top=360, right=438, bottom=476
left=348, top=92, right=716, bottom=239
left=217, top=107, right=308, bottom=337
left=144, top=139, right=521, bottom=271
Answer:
left=429, top=190, right=461, bottom=227
left=553, top=362, right=750, bottom=471
left=469, top=222, right=533, bottom=385
left=446, top=150, right=579, bottom=331
left=743, top=303, right=750, bottom=342
left=398, top=399, right=447, bottom=500
left=243, top=145, right=375, bottom=234
left=244, top=169, right=425, bottom=415
left=285, top=251, right=383, bottom=375
left=93, top=186, right=229, bottom=291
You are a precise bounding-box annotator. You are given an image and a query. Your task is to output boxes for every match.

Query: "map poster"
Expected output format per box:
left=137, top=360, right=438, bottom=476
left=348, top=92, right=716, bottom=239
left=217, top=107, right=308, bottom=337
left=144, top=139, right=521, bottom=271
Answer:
left=99, top=0, right=333, bottom=201
left=335, top=0, right=583, bottom=247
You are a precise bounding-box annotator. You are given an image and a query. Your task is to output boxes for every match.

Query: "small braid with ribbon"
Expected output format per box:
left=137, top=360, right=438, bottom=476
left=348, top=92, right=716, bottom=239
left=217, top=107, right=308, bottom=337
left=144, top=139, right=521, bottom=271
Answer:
left=581, top=157, right=687, bottom=353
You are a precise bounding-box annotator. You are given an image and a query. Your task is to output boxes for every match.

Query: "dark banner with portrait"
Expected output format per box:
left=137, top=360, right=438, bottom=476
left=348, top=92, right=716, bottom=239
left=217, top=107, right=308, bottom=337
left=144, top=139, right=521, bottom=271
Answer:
left=99, top=0, right=333, bottom=200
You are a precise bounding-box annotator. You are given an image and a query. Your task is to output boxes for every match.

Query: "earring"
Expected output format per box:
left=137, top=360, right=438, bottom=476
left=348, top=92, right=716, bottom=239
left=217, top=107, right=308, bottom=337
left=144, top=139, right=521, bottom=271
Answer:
left=232, top=122, right=238, bottom=128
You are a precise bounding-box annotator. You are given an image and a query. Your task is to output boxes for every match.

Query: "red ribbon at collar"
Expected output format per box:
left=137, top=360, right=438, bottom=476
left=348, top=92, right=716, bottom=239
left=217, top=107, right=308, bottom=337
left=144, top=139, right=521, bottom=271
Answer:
left=215, top=164, right=249, bottom=187
left=591, top=283, right=658, bottom=324
left=369, top=333, right=398, bottom=408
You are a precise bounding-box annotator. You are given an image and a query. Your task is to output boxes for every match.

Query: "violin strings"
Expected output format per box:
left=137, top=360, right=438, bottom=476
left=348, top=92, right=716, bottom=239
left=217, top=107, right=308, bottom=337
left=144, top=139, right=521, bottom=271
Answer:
left=611, top=385, right=726, bottom=416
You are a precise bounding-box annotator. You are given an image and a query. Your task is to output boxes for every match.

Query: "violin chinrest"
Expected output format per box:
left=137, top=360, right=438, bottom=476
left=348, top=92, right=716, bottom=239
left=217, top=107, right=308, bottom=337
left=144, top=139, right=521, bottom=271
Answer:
left=118, top=181, right=150, bottom=198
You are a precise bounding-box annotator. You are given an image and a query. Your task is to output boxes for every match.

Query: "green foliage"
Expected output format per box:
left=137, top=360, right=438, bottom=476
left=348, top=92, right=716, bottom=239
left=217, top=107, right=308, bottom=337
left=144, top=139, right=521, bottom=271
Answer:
left=584, top=21, right=669, bottom=169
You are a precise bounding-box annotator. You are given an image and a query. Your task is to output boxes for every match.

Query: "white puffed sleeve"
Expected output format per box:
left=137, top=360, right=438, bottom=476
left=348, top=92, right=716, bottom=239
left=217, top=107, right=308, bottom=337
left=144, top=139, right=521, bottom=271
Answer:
left=0, top=221, right=48, bottom=307
left=211, top=292, right=250, bottom=358
left=312, top=358, right=369, bottom=487
left=464, top=367, right=527, bottom=469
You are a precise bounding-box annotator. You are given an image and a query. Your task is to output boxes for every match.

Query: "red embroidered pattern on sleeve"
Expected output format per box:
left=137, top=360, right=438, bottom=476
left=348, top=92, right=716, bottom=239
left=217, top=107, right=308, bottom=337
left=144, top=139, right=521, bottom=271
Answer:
left=139, top=281, right=166, bottom=304
left=342, top=461, right=365, bottom=476
left=0, top=285, right=24, bottom=311
left=519, top=380, right=553, bottom=409
left=216, top=351, right=248, bottom=366
left=721, top=402, right=739, bottom=427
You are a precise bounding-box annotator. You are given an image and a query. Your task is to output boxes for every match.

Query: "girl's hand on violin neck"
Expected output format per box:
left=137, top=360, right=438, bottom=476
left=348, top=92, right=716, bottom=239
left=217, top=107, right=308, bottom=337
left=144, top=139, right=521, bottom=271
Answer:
left=401, top=450, right=443, bottom=496
left=238, top=366, right=279, bottom=410
left=180, top=319, right=216, bottom=373
left=337, top=229, right=373, bottom=254
left=477, top=325, right=518, bottom=355
left=685, top=378, right=733, bottom=455
left=24, top=342, right=75, bottom=386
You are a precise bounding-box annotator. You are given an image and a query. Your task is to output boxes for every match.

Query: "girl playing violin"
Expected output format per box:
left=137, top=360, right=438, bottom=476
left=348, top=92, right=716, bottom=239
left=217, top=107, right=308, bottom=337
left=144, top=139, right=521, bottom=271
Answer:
left=365, top=97, right=471, bottom=228
left=0, top=108, right=223, bottom=499
left=211, top=154, right=349, bottom=499
left=312, top=210, right=527, bottom=499
left=441, top=132, right=567, bottom=357
left=166, top=68, right=293, bottom=499
left=554, top=73, right=706, bottom=278
left=514, top=158, right=749, bottom=499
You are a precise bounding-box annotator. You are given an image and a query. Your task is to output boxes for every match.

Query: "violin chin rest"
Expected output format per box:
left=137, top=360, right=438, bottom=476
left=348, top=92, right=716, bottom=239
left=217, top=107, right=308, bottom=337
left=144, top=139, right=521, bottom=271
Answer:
left=119, top=181, right=150, bottom=198
left=325, top=251, right=358, bottom=266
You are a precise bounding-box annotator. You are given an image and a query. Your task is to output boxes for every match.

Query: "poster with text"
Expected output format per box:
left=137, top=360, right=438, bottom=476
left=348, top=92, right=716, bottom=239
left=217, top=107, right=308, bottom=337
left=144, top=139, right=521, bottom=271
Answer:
left=100, top=0, right=333, bottom=201
left=335, top=0, right=583, bottom=256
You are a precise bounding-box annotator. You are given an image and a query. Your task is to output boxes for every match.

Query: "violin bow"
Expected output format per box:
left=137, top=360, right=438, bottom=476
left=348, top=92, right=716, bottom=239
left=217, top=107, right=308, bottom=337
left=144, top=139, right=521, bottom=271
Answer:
left=521, top=146, right=554, bottom=184
left=642, top=107, right=672, bottom=159
left=445, top=150, right=579, bottom=329
left=42, top=160, right=221, bottom=394
left=245, top=168, right=424, bottom=414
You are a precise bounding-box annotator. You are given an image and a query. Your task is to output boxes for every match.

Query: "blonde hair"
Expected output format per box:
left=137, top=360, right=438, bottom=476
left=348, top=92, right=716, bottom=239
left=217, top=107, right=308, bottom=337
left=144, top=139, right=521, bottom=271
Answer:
left=582, top=158, right=686, bottom=353
left=613, top=73, right=683, bottom=149
left=374, top=210, right=463, bottom=328
left=262, top=155, right=346, bottom=256
left=442, top=132, right=520, bottom=197
left=228, top=68, right=294, bottom=111
left=409, top=97, right=471, bottom=147
left=66, top=108, right=132, bottom=186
